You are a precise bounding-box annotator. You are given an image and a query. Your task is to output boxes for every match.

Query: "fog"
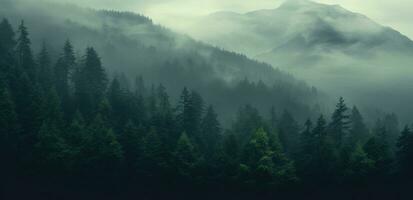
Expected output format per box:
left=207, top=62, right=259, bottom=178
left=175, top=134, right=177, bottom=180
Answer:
left=2, top=1, right=413, bottom=197
left=36, top=0, right=413, bottom=40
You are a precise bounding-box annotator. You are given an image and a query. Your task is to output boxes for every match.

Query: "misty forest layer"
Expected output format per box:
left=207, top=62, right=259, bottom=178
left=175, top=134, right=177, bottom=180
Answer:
left=1, top=17, right=413, bottom=200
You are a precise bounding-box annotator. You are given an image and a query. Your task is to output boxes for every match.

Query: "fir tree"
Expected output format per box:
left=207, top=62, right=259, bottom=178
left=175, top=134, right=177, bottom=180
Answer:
left=0, top=18, right=16, bottom=84
left=174, top=132, right=197, bottom=177
left=396, top=126, right=413, bottom=177
left=37, top=43, right=54, bottom=90
left=348, top=106, right=369, bottom=146
left=74, top=47, right=108, bottom=120
left=329, top=97, right=350, bottom=147
left=200, top=105, right=221, bottom=155
left=278, top=110, right=300, bottom=157
left=15, top=21, right=35, bottom=81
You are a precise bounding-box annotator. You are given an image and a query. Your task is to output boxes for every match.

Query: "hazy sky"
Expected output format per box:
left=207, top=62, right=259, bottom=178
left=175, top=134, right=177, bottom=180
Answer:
left=52, top=0, right=413, bottom=39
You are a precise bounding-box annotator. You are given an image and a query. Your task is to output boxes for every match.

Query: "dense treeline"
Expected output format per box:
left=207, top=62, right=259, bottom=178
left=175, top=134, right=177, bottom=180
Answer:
left=0, top=19, right=412, bottom=200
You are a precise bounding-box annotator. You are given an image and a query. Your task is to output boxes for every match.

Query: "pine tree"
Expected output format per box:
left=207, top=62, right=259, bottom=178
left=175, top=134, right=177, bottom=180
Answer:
left=142, top=128, right=168, bottom=174
left=119, top=121, right=144, bottom=173
left=200, top=105, right=221, bottom=155
left=15, top=21, right=35, bottom=81
left=152, top=84, right=177, bottom=147
left=348, top=106, right=369, bottom=146
left=34, top=121, right=67, bottom=174
left=37, top=43, right=53, bottom=90
left=0, top=18, right=15, bottom=56
left=108, top=77, right=128, bottom=131
left=174, top=132, right=197, bottom=177
left=347, top=143, right=375, bottom=182
left=0, top=87, right=19, bottom=171
left=396, top=126, right=413, bottom=177
left=188, top=90, right=204, bottom=137
left=311, top=115, right=339, bottom=183
left=14, top=73, right=44, bottom=157
left=42, top=87, right=64, bottom=127
left=176, top=87, right=191, bottom=134
left=232, top=104, right=264, bottom=145
left=278, top=110, right=299, bottom=157
left=0, top=18, right=16, bottom=84
left=364, top=125, right=392, bottom=176
left=243, top=128, right=271, bottom=168
left=55, top=40, right=76, bottom=119
left=329, top=97, right=350, bottom=147
left=74, top=47, right=108, bottom=120
left=81, top=115, right=123, bottom=176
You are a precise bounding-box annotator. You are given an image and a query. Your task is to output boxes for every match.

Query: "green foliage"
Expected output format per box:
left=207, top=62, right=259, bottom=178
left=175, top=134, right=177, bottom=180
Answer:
left=74, top=47, right=108, bottom=119
left=0, top=17, right=409, bottom=198
left=397, top=126, right=413, bottom=177
left=81, top=115, right=123, bottom=175
left=174, top=132, right=198, bottom=177
left=16, top=21, right=35, bottom=81
left=34, top=121, right=67, bottom=173
left=329, top=97, right=350, bottom=147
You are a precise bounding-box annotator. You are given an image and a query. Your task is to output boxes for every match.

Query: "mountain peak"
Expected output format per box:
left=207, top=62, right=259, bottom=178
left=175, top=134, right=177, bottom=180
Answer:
left=280, top=0, right=318, bottom=8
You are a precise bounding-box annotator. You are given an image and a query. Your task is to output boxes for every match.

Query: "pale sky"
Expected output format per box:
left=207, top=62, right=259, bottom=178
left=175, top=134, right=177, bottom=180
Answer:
left=52, top=0, right=413, bottom=39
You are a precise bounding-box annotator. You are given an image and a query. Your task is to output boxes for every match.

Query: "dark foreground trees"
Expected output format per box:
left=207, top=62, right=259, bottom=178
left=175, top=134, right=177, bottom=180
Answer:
left=0, top=18, right=412, bottom=200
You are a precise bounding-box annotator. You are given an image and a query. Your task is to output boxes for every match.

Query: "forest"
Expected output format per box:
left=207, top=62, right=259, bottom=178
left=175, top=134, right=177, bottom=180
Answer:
left=0, top=18, right=413, bottom=200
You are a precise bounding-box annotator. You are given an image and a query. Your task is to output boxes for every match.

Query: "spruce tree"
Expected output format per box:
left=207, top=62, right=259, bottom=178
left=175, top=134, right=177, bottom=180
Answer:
left=0, top=87, right=19, bottom=172
left=119, top=120, right=144, bottom=174
left=37, top=43, right=53, bottom=90
left=329, top=97, right=350, bottom=147
left=142, top=128, right=167, bottom=175
left=349, top=106, right=369, bottom=146
left=278, top=110, right=299, bottom=157
left=0, top=18, right=16, bottom=84
left=174, top=132, right=197, bottom=177
left=15, top=21, right=35, bottom=81
left=347, top=143, right=375, bottom=182
left=81, top=115, right=123, bottom=176
left=74, top=47, right=108, bottom=120
left=200, top=105, right=221, bottom=155
left=397, top=126, right=413, bottom=177
left=34, top=121, right=67, bottom=174
left=55, top=40, right=76, bottom=120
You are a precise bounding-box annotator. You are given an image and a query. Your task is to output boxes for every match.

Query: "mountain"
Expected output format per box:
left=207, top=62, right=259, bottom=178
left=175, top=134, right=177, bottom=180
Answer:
left=0, top=0, right=323, bottom=124
left=184, top=0, right=413, bottom=121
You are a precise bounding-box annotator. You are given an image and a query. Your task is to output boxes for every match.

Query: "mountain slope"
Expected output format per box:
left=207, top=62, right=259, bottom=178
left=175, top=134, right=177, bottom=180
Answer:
left=185, top=0, right=413, bottom=121
left=0, top=0, right=324, bottom=123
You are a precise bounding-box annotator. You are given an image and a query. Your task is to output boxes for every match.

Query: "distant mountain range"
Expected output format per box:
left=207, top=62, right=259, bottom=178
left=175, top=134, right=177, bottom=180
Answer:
left=185, top=0, right=413, bottom=121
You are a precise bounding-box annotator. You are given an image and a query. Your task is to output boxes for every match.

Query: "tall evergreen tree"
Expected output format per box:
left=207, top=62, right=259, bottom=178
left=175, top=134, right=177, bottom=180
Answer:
left=364, top=124, right=392, bottom=176
left=232, top=104, right=264, bottom=145
left=81, top=115, right=123, bottom=177
left=397, top=126, right=413, bottom=177
left=329, top=97, right=350, bottom=147
left=74, top=47, right=108, bottom=120
left=278, top=110, right=300, bottom=157
left=37, top=43, right=53, bottom=90
left=176, top=87, right=191, bottom=134
left=34, top=121, right=67, bottom=174
left=15, top=21, right=35, bottom=81
left=0, top=87, right=19, bottom=173
left=348, top=106, right=369, bottom=146
left=174, top=132, right=198, bottom=178
left=142, top=128, right=169, bottom=175
left=0, top=18, right=16, bottom=84
left=200, top=105, right=221, bottom=156
left=55, top=40, right=76, bottom=119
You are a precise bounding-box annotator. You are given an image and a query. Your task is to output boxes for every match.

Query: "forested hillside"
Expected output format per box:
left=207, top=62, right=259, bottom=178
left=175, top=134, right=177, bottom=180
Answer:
left=1, top=18, right=413, bottom=200
left=0, top=0, right=323, bottom=124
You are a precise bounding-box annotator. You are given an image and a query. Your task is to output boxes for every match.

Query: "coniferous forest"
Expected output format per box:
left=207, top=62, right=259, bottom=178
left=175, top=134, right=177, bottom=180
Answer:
left=1, top=17, right=413, bottom=200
